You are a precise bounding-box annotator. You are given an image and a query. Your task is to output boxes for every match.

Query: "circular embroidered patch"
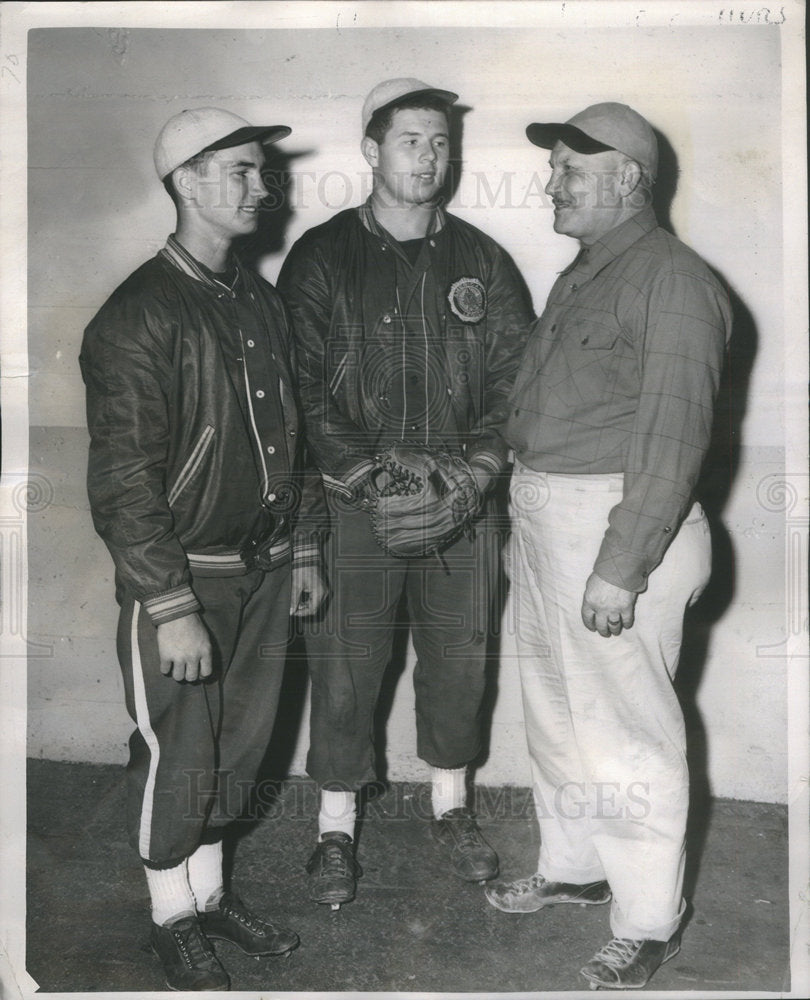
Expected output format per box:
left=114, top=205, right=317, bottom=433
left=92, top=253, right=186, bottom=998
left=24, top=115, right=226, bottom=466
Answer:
left=447, top=276, right=486, bottom=324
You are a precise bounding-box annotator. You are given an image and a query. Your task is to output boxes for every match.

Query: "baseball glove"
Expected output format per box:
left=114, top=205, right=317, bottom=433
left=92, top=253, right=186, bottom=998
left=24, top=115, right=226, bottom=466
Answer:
left=369, top=444, right=482, bottom=558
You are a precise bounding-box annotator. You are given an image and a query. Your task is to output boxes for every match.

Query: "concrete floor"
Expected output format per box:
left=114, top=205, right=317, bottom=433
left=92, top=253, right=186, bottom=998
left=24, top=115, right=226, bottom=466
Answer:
left=26, top=758, right=789, bottom=995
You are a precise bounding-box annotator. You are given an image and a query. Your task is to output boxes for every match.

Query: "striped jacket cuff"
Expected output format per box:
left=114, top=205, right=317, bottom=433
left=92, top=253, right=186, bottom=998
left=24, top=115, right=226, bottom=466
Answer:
left=322, top=459, right=378, bottom=499
left=292, top=541, right=321, bottom=568
left=467, top=450, right=502, bottom=476
left=142, top=584, right=202, bottom=625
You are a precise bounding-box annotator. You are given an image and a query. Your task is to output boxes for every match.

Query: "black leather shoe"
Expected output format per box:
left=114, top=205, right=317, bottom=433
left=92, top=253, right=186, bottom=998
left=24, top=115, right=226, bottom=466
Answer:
left=431, top=808, right=499, bottom=882
left=579, top=934, right=680, bottom=989
left=306, top=832, right=362, bottom=906
left=486, top=873, right=611, bottom=913
left=199, top=891, right=299, bottom=956
left=150, top=914, right=229, bottom=991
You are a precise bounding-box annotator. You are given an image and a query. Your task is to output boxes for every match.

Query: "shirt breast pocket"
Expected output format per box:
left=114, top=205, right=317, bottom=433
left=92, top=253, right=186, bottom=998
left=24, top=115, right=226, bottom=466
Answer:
left=566, top=320, right=627, bottom=388
left=574, top=322, right=620, bottom=351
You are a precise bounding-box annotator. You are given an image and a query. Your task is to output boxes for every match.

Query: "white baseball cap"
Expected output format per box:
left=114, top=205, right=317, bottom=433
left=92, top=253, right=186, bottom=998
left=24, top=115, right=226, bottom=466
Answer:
left=362, top=78, right=458, bottom=135
left=154, top=107, right=291, bottom=180
left=526, top=102, right=658, bottom=179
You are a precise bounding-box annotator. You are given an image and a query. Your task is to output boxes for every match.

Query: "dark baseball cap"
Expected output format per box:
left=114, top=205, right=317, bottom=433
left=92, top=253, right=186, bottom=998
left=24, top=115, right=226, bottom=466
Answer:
left=526, top=102, right=658, bottom=179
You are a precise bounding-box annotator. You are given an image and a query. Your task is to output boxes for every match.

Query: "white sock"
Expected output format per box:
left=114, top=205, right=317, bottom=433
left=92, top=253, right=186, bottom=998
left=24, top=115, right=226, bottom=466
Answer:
left=144, top=860, right=195, bottom=926
left=318, top=789, right=357, bottom=840
left=187, top=840, right=224, bottom=912
left=431, top=767, right=467, bottom=819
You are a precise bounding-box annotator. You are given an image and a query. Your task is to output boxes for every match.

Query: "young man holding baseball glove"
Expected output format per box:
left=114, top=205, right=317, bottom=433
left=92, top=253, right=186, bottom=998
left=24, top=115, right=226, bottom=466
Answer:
left=278, top=78, right=533, bottom=906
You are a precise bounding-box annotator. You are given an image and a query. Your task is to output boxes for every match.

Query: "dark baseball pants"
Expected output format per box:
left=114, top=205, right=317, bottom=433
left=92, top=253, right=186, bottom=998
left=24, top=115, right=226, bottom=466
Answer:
left=116, top=566, right=291, bottom=867
left=305, top=498, right=500, bottom=789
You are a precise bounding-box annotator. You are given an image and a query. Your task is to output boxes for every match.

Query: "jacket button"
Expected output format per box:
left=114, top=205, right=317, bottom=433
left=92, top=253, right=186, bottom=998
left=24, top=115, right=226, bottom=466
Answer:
left=514, top=408, right=520, bottom=416
left=581, top=336, right=589, bottom=345
left=551, top=324, right=557, bottom=332
left=266, top=445, right=276, bottom=455
left=289, top=429, right=296, bottom=436
left=663, top=525, right=672, bottom=533
left=255, top=389, right=265, bottom=399
left=247, top=339, right=255, bottom=348
left=267, top=493, right=277, bottom=503
left=382, top=314, right=392, bottom=324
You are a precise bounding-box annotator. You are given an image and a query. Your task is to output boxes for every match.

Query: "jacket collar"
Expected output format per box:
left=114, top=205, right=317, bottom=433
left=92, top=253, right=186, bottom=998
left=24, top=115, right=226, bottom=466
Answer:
left=160, top=234, right=241, bottom=293
left=357, top=197, right=446, bottom=242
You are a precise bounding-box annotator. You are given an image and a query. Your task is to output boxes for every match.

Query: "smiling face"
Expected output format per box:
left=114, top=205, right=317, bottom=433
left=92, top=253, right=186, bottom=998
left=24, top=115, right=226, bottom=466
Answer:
left=363, top=107, right=450, bottom=207
left=177, top=140, right=269, bottom=242
left=544, top=141, right=631, bottom=244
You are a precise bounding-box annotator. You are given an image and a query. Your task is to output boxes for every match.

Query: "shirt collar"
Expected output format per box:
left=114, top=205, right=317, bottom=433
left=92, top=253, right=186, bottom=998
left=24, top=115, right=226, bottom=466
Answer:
left=160, top=234, right=241, bottom=293
left=561, top=206, right=658, bottom=278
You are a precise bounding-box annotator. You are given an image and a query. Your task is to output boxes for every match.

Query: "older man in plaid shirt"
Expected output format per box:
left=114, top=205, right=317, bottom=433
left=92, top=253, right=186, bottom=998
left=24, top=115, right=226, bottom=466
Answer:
left=486, top=103, right=731, bottom=990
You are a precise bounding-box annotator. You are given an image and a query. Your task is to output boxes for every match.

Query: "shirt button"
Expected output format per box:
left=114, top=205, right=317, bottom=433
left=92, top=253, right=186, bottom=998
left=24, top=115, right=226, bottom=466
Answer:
left=256, top=389, right=265, bottom=399
left=247, top=339, right=255, bottom=348
left=429, top=239, right=436, bottom=248
left=514, top=408, right=520, bottom=417
left=266, top=445, right=276, bottom=455
left=551, top=324, right=557, bottom=333
left=381, top=244, right=388, bottom=251
left=581, top=336, right=590, bottom=345
left=663, top=526, right=672, bottom=534
left=571, top=283, right=578, bottom=290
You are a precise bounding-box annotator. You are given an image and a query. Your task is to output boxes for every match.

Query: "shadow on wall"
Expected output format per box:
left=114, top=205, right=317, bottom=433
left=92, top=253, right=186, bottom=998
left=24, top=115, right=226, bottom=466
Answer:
left=653, top=127, right=760, bottom=898
left=444, top=102, right=471, bottom=205
left=236, top=144, right=313, bottom=270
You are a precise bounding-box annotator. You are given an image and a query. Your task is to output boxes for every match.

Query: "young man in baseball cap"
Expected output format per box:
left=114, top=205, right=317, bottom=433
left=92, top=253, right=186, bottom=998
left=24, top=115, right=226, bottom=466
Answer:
left=80, top=108, right=326, bottom=990
left=278, top=79, right=533, bottom=908
left=486, top=102, right=731, bottom=989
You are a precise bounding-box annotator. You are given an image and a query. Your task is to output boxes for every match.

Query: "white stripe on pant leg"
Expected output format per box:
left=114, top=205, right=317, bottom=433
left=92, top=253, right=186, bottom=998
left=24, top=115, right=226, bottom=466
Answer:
left=131, top=601, right=161, bottom=860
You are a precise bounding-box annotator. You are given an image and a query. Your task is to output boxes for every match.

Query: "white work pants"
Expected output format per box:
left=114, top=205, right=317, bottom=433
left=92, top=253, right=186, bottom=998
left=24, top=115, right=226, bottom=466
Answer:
left=506, top=464, right=711, bottom=941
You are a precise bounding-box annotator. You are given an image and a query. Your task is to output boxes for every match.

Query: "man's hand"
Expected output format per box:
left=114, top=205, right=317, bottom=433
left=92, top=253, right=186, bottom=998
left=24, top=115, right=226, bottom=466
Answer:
left=581, top=572, right=637, bottom=637
left=157, top=613, right=212, bottom=682
left=290, top=563, right=327, bottom=617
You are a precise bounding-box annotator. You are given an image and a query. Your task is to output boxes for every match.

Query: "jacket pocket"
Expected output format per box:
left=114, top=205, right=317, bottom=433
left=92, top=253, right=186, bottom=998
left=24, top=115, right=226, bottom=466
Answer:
left=167, top=425, right=215, bottom=507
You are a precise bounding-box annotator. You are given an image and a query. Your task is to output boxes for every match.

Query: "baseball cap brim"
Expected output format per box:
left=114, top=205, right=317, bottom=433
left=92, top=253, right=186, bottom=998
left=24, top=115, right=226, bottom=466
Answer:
left=201, top=124, right=292, bottom=154
left=370, top=87, right=458, bottom=123
left=526, top=122, right=615, bottom=155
